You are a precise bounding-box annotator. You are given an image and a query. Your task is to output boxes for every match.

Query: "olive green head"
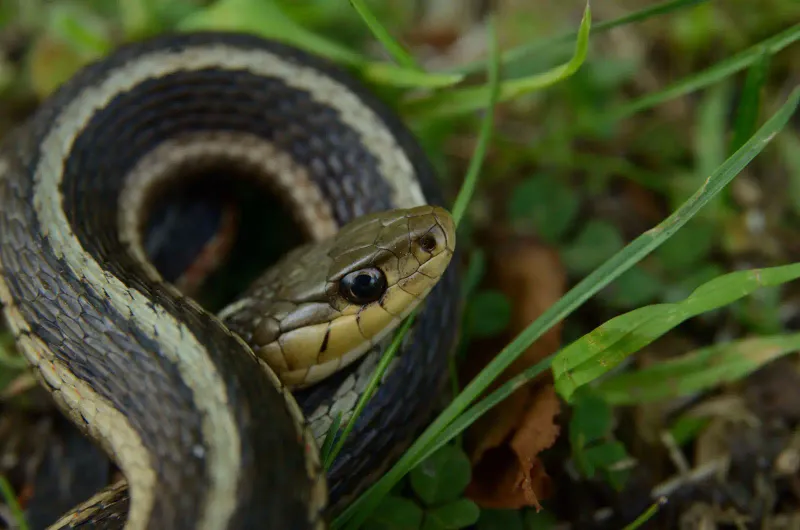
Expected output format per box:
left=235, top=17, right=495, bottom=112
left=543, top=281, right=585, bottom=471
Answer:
left=224, top=205, right=456, bottom=388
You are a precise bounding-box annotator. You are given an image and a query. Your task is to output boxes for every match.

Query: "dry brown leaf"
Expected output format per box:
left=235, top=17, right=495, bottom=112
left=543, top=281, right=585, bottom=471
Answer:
left=465, top=385, right=560, bottom=509
left=461, top=231, right=566, bottom=509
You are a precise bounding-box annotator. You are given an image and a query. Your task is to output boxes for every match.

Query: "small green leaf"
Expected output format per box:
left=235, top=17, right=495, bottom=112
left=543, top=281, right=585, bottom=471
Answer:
left=562, top=221, right=624, bottom=274
left=569, top=391, right=613, bottom=448
left=581, top=440, right=628, bottom=468
left=409, top=445, right=472, bottom=506
left=464, top=291, right=512, bottom=339
left=422, top=499, right=480, bottom=530
left=477, top=509, right=524, bottom=530
left=364, top=496, right=424, bottom=530
left=576, top=441, right=632, bottom=489
left=508, top=174, right=580, bottom=243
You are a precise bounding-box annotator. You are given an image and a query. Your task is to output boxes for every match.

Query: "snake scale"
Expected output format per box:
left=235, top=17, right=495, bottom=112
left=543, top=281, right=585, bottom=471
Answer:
left=0, top=32, right=461, bottom=529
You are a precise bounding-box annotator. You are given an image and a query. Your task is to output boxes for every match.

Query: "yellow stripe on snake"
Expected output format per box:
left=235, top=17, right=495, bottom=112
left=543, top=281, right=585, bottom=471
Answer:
left=0, top=32, right=460, bottom=529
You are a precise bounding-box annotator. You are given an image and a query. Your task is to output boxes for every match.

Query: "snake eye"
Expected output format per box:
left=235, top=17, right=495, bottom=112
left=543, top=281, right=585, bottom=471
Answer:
left=339, top=267, right=387, bottom=304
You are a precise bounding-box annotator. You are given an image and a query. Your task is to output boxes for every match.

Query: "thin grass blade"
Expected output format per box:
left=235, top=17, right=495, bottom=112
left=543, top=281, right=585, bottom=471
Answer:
left=359, top=64, right=464, bottom=89
left=0, top=475, right=28, bottom=530
left=324, top=312, right=417, bottom=467
left=622, top=497, right=668, bottom=530
left=348, top=0, right=419, bottom=70
left=320, top=411, right=343, bottom=466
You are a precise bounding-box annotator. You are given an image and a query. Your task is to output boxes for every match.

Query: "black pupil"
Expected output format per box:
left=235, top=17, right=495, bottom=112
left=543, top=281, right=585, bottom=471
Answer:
left=354, top=273, right=375, bottom=290
left=341, top=268, right=386, bottom=304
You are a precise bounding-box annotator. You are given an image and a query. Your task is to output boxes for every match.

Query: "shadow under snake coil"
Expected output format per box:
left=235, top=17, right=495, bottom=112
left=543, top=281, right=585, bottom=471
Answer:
left=0, top=32, right=461, bottom=529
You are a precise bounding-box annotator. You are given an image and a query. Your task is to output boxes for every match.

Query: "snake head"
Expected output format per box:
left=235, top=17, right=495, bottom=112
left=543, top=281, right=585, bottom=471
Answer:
left=226, top=205, right=456, bottom=389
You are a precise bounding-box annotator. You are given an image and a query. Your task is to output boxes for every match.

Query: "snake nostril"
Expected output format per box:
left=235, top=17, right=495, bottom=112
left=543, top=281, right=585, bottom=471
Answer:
left=418, top=234, right=437, bottom=253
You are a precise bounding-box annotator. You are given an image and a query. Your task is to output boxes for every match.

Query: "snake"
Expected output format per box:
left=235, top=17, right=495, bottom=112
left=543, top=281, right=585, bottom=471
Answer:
left=0, top=31, right=461, bottom=529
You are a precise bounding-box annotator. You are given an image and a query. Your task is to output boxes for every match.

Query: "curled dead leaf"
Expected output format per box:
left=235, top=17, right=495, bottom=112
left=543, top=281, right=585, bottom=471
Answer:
left=461, top=230, right=566, bottom=509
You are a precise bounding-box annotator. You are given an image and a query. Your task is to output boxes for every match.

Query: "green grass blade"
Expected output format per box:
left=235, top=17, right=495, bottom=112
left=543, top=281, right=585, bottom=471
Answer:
left=554, top=265, right=800, bottom=401
left=729, top=49, right=770, bottom=154
left=595, top=332, right=800, bottom=406
left=319, top=411, right=343, bottom=466
left=402, top=3, right=590, bottom=120
left=450, top=16, right=501, bottom=225
left=622, top=497, right=668, bottom=530
left=611, top=23, right=800, bottom=119
left=348, top=0, right=419, bottom=70
left=334, top=85, right=800, bottom=530
left=452, top=0, right=707, bottom=75
left=0, top=475, right=28, bottom=530
left=359, top=64, right=464, bottom=89
left=324, top=312, right=417, bottom=468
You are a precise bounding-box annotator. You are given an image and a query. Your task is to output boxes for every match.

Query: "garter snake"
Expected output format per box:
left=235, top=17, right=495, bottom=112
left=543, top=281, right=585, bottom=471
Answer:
left=0, top=32, right=461, bottom=529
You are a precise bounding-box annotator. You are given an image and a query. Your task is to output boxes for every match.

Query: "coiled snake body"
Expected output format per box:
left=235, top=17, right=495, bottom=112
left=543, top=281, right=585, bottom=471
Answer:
left=0, top=32, right=460, bottom=529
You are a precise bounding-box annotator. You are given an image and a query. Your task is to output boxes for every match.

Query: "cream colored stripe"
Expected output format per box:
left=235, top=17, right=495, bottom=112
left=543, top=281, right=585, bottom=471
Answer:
left=0, top=204, right=154, bottom=528
left=33, top=100, right=239, bottom=530
left=97, top=43, right=425, bottom=209
left=118, top=131, right=340, bottom=285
